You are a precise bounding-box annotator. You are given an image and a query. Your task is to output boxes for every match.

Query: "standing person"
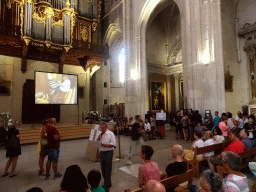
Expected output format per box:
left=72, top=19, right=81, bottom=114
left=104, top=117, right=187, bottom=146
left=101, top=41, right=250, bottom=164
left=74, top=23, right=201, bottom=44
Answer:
left=144, top=119, right=152, bottom=140
left=127, top=115, right=144, bottom=165
left=205, top=114, right=214, bottom=130
left=145, top=111, right=151, bottom=123
left=97, top=122, right=116, bottom=191
left=45, top=118, right=62, bottom=178
left=138, top=145, right=160, bottom=188
left=188, top=110, right=195, bottom=142
left=181, top=114, right=189, bottom=141
left=3, top=124, right=21, bottom=177
left=213, top=111, right=221, bottom=128
left=150, top=115, right=156, bottom=138
left=219, top=116, right=229, bottom=141
left=36, top=119, right=48, bottom=176
left=173, top=110, right=182, bottom=140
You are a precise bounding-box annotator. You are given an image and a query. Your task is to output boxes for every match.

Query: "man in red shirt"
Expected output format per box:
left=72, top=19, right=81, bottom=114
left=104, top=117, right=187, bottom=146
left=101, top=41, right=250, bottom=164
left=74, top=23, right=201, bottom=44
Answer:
left=224, top=129, right=245, bottom=154
left=45, top=118, right=62, bottom=178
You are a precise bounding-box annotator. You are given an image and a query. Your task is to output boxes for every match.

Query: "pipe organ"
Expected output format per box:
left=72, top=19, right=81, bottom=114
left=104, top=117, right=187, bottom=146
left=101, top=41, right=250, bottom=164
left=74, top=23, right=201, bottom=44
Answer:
left=1, top=0, right=101, bottom=49
left=0, top=0, right=107, bottom=74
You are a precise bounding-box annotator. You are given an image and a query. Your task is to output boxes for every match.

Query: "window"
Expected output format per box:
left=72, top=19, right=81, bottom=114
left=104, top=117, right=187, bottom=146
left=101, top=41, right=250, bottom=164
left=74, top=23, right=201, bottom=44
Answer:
left=104, top=82, right=107, bottom=87
left=119, top=48, right=125, bottom=83
left=104, top=99, right=107, bottom=105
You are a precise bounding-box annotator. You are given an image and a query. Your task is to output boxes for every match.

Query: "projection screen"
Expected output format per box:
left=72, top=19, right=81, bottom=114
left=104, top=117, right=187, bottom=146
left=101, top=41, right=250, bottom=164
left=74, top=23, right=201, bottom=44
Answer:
left=35, top=71, right=78, bottom=105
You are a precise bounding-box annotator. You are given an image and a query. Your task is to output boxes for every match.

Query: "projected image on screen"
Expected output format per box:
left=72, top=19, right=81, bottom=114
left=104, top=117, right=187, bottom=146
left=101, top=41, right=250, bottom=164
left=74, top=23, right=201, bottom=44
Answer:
left=35, top=72, right=78, bottom=104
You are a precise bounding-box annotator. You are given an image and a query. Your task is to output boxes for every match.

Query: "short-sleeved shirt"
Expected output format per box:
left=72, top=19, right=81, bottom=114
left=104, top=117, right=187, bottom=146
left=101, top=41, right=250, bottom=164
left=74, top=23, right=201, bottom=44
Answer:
left=99, top=130, right=116, bottom=152
left=204, top=139, right=215, bottom=157
left=222, top=174, right=249, bottom=192
left=138, top=161, right=160, bottom=187
left=244, top=123, right=255, bottom=131
left=90, top=186, right=105, bottom=192
left=174, top=115, right=182, bottom=124
left=193, top=139, right=205, bottom=158
left=166, top=162, right=187, bottom=178
left=214, top=116, right=221, bottom=127
left=219, top=121, right=229, bottom=136
left=131, top=122, right=141, bottom=141
left=241, top=137, right=252, bottom=150
left=224, top=140, right=245, bottom=154
left=46, top=125, right=60, bottom=149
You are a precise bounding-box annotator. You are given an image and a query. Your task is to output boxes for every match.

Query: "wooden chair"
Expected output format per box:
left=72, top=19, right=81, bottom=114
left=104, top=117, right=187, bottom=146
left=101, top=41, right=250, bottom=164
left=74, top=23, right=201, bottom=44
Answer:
left=190, top=142, right=228, bottom=178
left=129, top=169, right=194, bottom=192
left=217, top=147, right=256, bottom=178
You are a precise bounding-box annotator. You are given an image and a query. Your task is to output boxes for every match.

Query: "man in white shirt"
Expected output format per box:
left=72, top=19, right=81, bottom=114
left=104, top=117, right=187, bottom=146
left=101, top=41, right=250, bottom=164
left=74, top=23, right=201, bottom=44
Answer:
left=144, top=119, right=152, bottom=141
left=97, top=122, right=116, bottom=191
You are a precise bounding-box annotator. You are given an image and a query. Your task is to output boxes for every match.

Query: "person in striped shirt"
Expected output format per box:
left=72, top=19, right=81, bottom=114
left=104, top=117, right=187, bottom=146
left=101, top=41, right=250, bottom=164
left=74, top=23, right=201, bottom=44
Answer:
left=221, top=151, right=249, bottom=192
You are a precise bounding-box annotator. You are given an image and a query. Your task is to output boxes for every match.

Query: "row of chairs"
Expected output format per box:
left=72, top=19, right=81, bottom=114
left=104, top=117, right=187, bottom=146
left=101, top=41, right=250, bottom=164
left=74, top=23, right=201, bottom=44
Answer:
left=130, top=141, right=256, bottom=192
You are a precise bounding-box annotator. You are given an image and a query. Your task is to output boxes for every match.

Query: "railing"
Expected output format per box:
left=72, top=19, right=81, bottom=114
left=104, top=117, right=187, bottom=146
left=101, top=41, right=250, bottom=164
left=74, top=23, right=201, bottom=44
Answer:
left=0, top=22, right=21, bottom=37
left=73, top=40, right=109, bottom=55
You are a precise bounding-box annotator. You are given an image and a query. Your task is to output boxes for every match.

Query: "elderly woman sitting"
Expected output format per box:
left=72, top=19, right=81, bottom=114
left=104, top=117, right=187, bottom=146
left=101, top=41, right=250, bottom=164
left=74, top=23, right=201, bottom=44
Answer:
left=189, top=169, right=223, bottom=192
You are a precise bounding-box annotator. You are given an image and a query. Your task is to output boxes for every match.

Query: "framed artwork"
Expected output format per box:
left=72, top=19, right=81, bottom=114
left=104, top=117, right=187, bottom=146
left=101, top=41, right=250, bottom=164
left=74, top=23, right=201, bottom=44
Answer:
left=251, top=108, right=256, bottom=116
left=179, top=81, right=183, bottom=98
left=150, top=82, right=166, bottom=112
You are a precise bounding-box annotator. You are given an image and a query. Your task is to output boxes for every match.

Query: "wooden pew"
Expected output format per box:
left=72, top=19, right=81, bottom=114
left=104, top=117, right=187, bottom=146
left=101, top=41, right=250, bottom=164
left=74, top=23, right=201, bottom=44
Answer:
left=129, top=169, right=194, bottom=192
left=189, top=141, right=231, bottom=178
left=217, top=147, right=256, bottom=178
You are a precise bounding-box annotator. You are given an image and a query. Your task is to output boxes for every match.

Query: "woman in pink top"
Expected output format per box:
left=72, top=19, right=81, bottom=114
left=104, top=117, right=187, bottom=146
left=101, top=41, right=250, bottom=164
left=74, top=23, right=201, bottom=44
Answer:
left=218, top=116, right=229, bottom=141
left=138, top=145, right=160, bottom=188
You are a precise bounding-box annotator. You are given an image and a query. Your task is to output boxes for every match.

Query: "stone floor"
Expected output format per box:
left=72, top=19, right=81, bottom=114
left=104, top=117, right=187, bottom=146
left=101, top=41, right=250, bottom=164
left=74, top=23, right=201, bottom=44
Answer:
left=0, top=127, right=255, bottom=192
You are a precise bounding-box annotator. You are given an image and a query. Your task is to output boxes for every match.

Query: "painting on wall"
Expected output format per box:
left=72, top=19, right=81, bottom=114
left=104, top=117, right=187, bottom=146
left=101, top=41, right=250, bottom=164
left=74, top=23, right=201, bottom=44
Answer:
left=150, top=82, right=166, bottom=111
left=251, top=108, right=256, bottom=116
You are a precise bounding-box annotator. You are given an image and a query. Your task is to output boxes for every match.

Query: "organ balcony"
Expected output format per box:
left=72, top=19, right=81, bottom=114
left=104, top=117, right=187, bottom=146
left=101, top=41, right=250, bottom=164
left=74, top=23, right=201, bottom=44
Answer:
left=0, top=0, right=108, bottom=73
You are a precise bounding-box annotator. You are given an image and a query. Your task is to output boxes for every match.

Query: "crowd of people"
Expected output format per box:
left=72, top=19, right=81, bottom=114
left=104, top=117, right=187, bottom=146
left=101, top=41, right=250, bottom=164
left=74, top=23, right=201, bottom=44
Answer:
left=2, top=109, right=256, bottom=192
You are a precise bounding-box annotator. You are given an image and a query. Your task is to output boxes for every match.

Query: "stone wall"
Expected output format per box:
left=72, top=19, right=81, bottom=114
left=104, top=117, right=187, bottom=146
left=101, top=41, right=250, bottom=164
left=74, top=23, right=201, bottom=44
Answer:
left=0, top=55, right=90, bottom=123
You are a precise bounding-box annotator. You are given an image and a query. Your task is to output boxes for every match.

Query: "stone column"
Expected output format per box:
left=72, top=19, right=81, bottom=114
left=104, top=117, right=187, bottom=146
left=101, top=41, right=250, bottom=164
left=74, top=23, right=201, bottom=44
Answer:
left=181, top=0, right=225, bottom=114
left=174, top=73, right=180, bottom=111
left=167, top=76, right=171, bottom=113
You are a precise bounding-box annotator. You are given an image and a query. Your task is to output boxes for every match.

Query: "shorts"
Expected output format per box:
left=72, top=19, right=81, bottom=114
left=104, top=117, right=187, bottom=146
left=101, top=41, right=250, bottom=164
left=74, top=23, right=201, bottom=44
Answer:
left=40, top=144, right=48, bottom=157
left=47, top=148, right=60, bottom=162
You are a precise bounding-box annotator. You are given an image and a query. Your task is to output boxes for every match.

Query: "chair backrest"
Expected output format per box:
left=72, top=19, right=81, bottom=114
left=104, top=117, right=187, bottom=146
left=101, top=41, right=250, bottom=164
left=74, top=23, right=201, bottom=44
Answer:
left=160, top=169, right=194, bottom=190
left=239, top=147, right=256, bottom=160
left=129, top=169, right=194, bottom=192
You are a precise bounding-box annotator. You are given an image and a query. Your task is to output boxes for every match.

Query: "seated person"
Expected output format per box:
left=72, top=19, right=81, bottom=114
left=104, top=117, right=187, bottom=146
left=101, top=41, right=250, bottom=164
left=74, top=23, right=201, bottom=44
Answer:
left=161, top=145, right=187, bottom=192
left=144, top=180, right=166, bottom=192
left=88, top=169, right=105, bottom=192
left=60, top=164, right=90, bottom=192
left=194, top=122, right=206, bottom=140
left=188, top=169, right=223, bottom=192
left=27, top=187, right=43, bottom=192
left=138, top=145, right=160, bottom=188
left=224, top=129, right=245, bottom=154
left=213, top=127, right=225, bottom=144
left=204, top=131, right=215, bottom=158
left=239, top=129, right=252, bottom=150
left=221, top=151, right=249, bottom=192
left=184, top=131, right=204, bottom=161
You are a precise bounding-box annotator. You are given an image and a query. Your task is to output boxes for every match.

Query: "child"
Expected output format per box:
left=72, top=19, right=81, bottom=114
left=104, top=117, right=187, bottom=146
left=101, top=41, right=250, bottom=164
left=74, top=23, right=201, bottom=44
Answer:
left=88, top=170, right=105, bottom=192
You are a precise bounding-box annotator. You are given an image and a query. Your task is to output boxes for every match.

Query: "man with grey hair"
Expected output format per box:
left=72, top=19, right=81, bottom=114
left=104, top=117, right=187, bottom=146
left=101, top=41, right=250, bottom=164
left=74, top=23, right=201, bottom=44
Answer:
left=221, top=151, right=249, bottom=192
left=144, top=180, right=166, bottom=192
left=97, top=122, right=116, bottom=191
left=161, top=145, right=187, bottom=180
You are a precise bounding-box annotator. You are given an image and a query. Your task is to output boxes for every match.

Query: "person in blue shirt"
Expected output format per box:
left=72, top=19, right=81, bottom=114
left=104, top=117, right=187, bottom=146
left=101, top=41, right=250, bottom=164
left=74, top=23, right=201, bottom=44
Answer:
left=213, top=111, right=221, bottom=128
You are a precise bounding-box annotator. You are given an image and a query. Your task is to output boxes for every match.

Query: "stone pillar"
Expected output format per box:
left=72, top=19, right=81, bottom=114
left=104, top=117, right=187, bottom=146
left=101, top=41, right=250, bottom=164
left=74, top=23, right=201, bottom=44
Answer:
left=181, top=0, right=225, bottom=114
left=174, top=74, right=180, bottom=111
left=167, top=76, right=171, bottom=113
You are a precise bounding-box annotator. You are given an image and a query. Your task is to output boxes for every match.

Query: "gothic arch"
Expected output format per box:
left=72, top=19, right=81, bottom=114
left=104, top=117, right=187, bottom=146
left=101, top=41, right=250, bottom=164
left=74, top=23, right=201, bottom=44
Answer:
left=135, top=0, right=184, bottom=113
left=103, top=23, right=122, bottom=47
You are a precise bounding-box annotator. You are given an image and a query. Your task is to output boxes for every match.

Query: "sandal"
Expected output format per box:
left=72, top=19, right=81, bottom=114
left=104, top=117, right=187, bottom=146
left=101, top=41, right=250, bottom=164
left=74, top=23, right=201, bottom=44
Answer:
left=2, top=173, right=9, bottom=177
left=10, top=173, right=18, bottom=178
